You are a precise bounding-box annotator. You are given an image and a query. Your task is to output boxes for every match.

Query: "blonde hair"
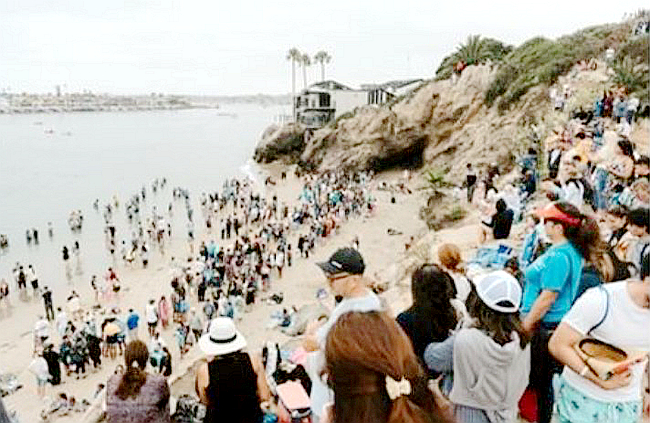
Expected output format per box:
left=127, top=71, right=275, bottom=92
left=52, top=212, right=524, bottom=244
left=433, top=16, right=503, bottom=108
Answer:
left=437, top=243, right=463, bottom=272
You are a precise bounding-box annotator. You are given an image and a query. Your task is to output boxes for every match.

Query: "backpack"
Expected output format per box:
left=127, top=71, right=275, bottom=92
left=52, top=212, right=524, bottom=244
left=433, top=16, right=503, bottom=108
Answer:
left=172, top=395, right=206, bottom=423
left=580, top=178, right=596, bottom=209
left=567, top=178, right=596, bottom=209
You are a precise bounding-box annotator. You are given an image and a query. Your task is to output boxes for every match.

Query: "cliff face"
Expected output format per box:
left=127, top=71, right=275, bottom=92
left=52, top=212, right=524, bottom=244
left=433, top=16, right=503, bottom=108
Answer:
left=255, top=15, right=649, bottom=183
left=253, top=122, right=306, bottom=164
left=255, top=65, right=548, bottom=183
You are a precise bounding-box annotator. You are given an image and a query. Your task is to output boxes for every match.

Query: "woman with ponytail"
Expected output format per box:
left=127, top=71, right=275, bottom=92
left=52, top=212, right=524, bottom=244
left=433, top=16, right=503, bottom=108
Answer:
left=324, top=311, right=452, bottom=423
left=106, top=340, right=170, bottom=423
left=520, top=201, right=602, bottom=423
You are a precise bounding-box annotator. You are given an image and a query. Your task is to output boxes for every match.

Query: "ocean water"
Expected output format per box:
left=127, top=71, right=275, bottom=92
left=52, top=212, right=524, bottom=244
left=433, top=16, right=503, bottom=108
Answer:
left=0, top=104, right=287, bottom=288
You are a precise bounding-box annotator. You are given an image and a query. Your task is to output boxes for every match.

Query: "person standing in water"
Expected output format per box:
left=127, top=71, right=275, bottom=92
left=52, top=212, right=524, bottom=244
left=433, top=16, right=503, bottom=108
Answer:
left=62, top=246, right=71, bottom=280
left=27, top=265, right=39, bottom=296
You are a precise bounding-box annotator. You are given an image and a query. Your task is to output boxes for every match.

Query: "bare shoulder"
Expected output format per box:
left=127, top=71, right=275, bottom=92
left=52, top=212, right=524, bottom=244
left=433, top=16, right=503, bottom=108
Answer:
left=196, top=361, right=209, bottom=380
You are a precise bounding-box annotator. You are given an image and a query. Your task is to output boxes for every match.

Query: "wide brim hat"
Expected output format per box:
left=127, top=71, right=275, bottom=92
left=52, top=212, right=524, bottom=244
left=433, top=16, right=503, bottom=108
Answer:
left=199, top=317, right=247, bottom=356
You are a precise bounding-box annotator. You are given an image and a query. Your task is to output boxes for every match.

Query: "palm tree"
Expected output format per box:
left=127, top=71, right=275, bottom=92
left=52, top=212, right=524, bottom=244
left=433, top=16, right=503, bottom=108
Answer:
left=455, top=35, right=490, bottom=66
left=313, top=51, right=332, bottom=81
left=300, top=53, right=312, bottom=89
left=286, top=48, right=301, bottom=121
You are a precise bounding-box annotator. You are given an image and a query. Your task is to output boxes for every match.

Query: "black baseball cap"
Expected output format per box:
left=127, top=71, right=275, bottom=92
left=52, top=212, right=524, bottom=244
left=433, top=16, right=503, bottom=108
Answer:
left=317, top=247, right=365, bottom=276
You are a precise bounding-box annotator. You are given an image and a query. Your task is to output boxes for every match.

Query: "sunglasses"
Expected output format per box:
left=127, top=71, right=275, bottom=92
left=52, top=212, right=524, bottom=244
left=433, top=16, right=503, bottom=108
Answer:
left=326, top=272, right=352, bottom=281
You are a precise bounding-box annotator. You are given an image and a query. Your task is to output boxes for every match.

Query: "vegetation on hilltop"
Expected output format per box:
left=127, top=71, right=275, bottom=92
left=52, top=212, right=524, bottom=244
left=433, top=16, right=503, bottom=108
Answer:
left=433, top=13, right=648, bottom=113
left=484, top=20, right=643, bottom=112
left=612, top=34, right=649, bottom=104
left=435, top=35, right=513, bottom=80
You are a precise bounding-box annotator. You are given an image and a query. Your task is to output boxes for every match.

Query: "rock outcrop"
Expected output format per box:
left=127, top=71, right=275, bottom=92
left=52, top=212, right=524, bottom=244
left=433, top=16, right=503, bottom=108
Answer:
left=255, top=57, right=648, bottom=184
left=254, top=65, right=550, bottom=184
left=253, top=122, right=306, bottom=164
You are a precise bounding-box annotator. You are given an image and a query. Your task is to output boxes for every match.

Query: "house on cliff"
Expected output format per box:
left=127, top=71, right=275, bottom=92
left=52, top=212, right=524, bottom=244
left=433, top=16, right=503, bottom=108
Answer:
left=296, top=79, right=423, bottom=129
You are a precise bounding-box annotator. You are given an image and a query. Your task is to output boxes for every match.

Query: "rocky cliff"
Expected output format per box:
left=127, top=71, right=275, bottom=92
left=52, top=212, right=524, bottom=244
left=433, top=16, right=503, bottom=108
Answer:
left=255, top=65, right=548, bottom=183
left=254, top=14, right=649, bottom=184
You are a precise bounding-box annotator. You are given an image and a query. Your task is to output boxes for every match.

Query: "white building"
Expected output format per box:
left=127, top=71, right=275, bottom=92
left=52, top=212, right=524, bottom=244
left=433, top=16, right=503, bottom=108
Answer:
left=295, top=79, right=424, bottom=130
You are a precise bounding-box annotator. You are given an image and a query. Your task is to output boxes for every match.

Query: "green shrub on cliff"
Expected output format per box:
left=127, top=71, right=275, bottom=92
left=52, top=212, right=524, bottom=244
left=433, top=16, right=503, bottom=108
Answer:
left=613, top=35, right=649, bottom=104
left=485, top=22, right=633, bottom=113
left=435, top=36, right=512, bottom=80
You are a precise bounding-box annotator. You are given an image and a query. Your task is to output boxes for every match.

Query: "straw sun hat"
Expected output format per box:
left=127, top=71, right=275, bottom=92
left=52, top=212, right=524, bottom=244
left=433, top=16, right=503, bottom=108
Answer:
left=199, top=317, right=247, bottom=356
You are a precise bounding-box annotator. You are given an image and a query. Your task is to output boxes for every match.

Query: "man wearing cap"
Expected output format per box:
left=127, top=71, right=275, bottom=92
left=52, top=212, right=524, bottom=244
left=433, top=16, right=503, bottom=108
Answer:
left=304, top=247, right=382, bottom=422
left=310, top=247, right=382, bottom=347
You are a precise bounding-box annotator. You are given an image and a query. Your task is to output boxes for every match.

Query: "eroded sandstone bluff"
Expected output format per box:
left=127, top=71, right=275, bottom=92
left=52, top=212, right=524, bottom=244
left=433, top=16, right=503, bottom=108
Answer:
left=254, top=65, right=549, bottom=183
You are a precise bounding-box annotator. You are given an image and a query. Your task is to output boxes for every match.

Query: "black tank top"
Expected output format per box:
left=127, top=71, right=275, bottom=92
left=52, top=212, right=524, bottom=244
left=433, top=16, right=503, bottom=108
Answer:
left=204, top=352, right=263, bottom=423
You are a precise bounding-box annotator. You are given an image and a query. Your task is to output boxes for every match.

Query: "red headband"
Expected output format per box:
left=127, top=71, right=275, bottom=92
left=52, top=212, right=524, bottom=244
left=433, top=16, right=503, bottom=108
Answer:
left=534, top=203, right=581, bottom=227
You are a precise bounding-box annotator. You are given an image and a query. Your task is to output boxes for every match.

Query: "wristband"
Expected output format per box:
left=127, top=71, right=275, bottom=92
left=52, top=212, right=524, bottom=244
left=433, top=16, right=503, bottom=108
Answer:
left=579, top=365, right=589, bottom=377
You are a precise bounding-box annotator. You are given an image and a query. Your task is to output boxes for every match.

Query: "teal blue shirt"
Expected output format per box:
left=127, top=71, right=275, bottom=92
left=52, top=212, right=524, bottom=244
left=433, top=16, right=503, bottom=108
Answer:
left=521, top=242, right=583, bottom=324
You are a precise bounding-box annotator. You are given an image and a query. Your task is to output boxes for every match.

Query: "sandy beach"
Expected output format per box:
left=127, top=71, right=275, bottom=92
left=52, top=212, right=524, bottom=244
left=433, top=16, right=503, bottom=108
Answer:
left=1, top=165, right=431, bottom=422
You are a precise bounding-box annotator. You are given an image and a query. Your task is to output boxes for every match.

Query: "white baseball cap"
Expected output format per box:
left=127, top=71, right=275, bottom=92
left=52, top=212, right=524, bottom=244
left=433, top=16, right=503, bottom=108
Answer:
left=474, top=271, right=522, bottom=313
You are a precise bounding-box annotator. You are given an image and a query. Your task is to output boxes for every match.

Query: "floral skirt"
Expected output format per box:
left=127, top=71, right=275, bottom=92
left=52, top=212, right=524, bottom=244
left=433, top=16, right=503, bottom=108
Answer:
left=553, top=375, right=641, bottom=423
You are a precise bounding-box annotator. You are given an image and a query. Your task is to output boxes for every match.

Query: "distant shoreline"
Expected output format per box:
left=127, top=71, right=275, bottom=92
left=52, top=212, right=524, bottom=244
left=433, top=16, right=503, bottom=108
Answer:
left=0, top=104, right=218, bottom=115
left=0, top=93, right=290, bottom=115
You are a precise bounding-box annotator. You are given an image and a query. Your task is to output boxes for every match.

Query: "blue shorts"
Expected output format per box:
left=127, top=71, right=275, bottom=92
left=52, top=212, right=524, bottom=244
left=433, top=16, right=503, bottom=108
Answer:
left=553, top=375, right=642, bottom=423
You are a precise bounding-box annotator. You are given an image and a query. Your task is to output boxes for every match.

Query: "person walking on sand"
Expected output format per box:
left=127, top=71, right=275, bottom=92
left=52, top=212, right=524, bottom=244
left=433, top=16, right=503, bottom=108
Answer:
left=28, top=349, right=50, bottom=398
left=42, top=286, right=55, bottom=321
left=158, top=296, right=170, bottom=329
left=146, top=299, right=159, bottom=337
left=127, top=309, right=140, bottom=341
left=466, top=163, right=477, bottom=203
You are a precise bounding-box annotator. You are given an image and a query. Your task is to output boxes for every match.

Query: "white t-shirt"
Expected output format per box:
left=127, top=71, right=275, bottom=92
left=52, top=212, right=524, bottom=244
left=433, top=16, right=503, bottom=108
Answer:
left=145, top=304, right=158, bottom=324
left=34, top=319, right=50, bottom=338
left=315, top=290, right=382, bottom=347
left=450, top=272, right=472, bottom=302
left=310, top=290, right=382, bottom=418
left=28, top=356, right=50, bottom=380
left=55, top=312, right=69, bottom=336
left=28, top=268, right=38, bottom=282
left=561, top=281, right=650, bottom=402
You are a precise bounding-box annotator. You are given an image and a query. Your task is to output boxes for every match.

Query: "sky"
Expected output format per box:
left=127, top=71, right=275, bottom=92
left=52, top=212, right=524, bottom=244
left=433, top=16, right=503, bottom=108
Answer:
left=0, top=0, right=646, bottom=96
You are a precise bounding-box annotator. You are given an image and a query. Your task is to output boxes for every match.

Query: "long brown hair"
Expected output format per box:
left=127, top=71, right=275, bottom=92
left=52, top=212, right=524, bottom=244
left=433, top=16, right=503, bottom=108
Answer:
left=410, top=264, right=458, bottom=342
left=465, top=289, right=530, bottom=349
left=115, top=340, right=149, bottom=400
left=325, top=311, right=450, bottom=423
left=552, top=201, right=602, bottom=262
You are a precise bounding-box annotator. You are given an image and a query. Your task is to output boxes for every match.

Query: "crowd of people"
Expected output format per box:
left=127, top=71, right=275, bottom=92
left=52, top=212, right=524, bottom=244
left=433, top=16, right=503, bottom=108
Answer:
left=2, top=56, right=650, bottom=423
left=3, top=168, right=379, bottom=420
